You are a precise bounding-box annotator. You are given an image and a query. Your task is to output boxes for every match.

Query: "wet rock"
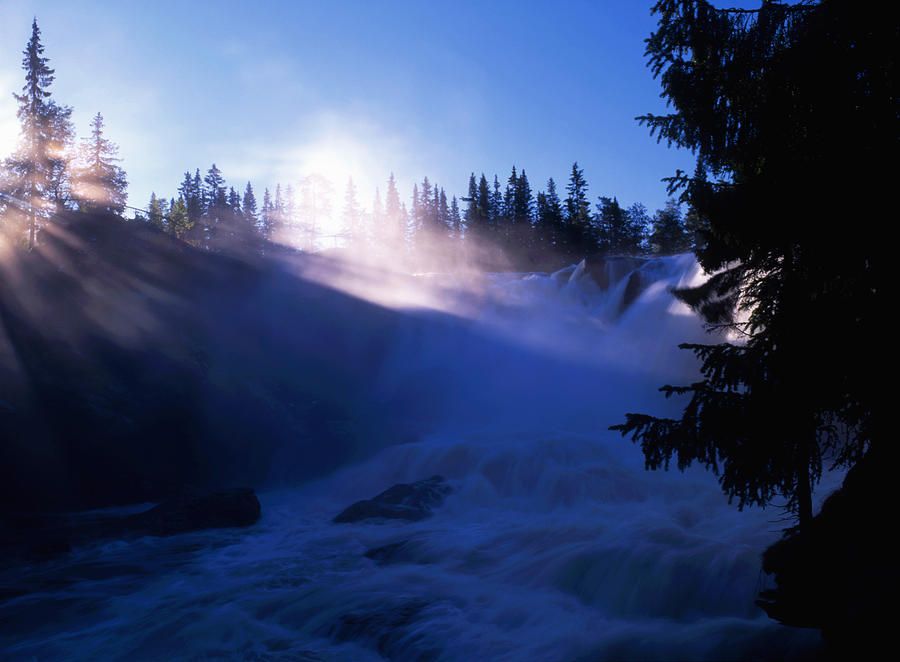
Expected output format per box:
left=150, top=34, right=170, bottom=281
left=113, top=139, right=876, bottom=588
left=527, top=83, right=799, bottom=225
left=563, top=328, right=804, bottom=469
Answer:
left=0, top=488, right=261, bottom=563
left=331, top=599, right=435, bottom=658
left=127, top=487, right=261, bottom=536
left=620, top=269, right=650, bottom=313
left=582, top=255, right=648, bottom=290
left=756, top=447, right=889, bottom=657
left=333, top=475, right=451, bottom=523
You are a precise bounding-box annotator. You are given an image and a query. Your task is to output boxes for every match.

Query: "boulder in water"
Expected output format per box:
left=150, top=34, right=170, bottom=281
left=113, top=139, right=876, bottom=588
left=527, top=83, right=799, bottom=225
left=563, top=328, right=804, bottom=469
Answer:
left=333, top=475, right=451, bottom=523
left=128, top=487, right=261, bottom=536
left=582, top=255, right=647, bottom=290
left=1, top=487, right=262, bottom=563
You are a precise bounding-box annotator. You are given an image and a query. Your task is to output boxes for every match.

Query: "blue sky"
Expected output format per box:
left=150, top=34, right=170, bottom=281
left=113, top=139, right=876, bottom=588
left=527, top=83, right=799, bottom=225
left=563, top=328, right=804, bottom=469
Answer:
left=1, top=0, right=754, bottom=229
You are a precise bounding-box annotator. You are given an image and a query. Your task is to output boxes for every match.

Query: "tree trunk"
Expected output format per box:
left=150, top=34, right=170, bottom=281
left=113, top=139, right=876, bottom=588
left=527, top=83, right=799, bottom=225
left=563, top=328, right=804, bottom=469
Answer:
left=797, top=464, right=813, bottom=529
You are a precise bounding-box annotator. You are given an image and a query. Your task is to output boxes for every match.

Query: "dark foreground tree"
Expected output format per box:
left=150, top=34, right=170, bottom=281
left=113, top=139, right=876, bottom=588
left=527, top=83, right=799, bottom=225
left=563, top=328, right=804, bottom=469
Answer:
left=612, top=0, right=891, bottom=530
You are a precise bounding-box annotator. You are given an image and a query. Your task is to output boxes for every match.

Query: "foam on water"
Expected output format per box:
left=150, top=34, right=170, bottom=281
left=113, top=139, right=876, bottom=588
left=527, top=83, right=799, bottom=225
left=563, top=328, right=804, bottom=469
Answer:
left=0, top=255, right=827, bottom=661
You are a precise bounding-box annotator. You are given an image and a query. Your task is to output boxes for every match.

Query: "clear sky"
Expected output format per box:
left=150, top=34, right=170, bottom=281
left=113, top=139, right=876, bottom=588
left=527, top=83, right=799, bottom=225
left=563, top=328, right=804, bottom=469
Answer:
left=1, top=0, right=754, bottom=230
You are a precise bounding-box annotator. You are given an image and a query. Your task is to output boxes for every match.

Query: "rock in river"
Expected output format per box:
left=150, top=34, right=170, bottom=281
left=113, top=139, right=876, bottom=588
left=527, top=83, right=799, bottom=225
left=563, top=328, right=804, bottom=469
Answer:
left=333, top=475, right=451, bottom=523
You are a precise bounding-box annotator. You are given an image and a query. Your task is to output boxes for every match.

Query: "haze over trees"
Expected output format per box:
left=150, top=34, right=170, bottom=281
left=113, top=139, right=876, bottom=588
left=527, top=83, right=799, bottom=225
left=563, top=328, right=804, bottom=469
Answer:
left=0, top=22, right=695, bottom=271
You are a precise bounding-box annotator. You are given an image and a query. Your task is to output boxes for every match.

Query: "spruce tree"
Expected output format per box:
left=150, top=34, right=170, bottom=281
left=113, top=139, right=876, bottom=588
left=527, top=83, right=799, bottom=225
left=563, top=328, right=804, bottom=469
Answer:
left=73, top=112, right=127, bottom=215
left=385, top=173, right=403, bottom=248
left=260, top=187, right=273, bottom=239
left=596, top=196, right=641, bottom=255
left=204, top=164, right=226, bottom=212
left=179, top=170, right=202, bottom=227
left=341, top=176, right=363, bottom=248
left=242, top=181, right=258, bottom=227
left=168, top=195, right=190, bottom=238
left=477, top=174, right=492, bottom=230
left=563, top=162, right=594, bottom=257
left=489, top=175, right=502, bottom=231
left=538, top=177, right=565, bottom=255
left=227, top=186, right=242, bottom=217
left=449, top=195, right=462, bottom=241
left=625, top=202, right=651, bottom=254
left=611, top=0, right=889, bottom=530
left=300, top=175, right=333, bottom=251
left=4, top=19, right=74, bottom=247
left=648, top=199, right=690, bottom=254
left=147, top=192, right=167, bottom=231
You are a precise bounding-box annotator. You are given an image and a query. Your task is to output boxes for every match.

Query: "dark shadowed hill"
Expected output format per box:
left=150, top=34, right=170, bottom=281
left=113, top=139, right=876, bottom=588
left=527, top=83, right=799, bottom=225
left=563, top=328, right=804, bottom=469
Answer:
left=0, top=212, right=423, bottom=513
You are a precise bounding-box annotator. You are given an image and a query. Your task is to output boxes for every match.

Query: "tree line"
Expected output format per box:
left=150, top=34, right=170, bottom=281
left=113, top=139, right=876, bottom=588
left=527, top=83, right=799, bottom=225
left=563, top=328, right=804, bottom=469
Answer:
left=1, top=19, right=693, bottom=271
left=136, top=160, right=693, bottom=268
left=0, top=20, right=127, bottom=249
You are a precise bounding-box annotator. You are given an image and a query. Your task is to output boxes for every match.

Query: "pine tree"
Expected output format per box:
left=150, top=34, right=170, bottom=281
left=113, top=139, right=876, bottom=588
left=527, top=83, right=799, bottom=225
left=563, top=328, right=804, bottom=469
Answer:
left=4, top=19, right=74, bottom=247
left=513, top=168, right=533, bottom=253
left=409, top=182, right=422, bottom=252
left=147, top=191, right=167, bottom=231
left=477, top=174, right=491, bottom=230
left=227, top=186, right=241, bottom=217
left=204, top=163, right=226, bottom=213
left=596, top=196, right=641, bottom=255
left=260, top=187, right=273, bottom=239
left=341, top=176, right=363, bottom=248
left=193, top=169, right=205, bottom=214
left=463, top=173, right=488, bottom=237
left=536, top=177, right=565, bottom=255
left=73, top=112, right=127, bottom=215
left=242, top=181, right=258, bottom=227
left=384, top=172, right=404, bottom=249
left=273, top=183, right=284, bottom=239
left=299, top=174, right=333, bottom=252
left=648, top=199, right=690, bottom=254
left=489, top=175, right=502, bottom=230
left=449, top=195, right=462, bottom=241
left=501, top=166, right=517, bottom=240
left=563, top=162, right=593, bottom=257
left=625, top=202, right=651, bottom=254
left=438, top=188, right=450, bottom=235
left=179, top=170, right=202, bottom=227
left=168, top=195, right=191, bottom=238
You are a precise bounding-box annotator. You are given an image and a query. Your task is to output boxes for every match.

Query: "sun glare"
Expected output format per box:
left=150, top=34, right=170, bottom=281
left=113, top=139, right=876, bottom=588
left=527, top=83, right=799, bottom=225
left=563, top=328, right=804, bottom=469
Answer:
left=289, top=134, right=378, bottom=238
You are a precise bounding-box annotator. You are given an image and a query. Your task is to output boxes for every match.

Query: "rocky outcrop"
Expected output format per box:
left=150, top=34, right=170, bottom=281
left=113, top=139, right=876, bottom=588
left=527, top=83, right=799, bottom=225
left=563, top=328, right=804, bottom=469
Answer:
left=1, top=488, right=261, bottom=562
left=333, top=475, right=451, bottom=523
left=756, top=448, right=889, bottom=656
left=126, top=487, right=261, bottom=536
left=582, top=255, right=648, bottom=291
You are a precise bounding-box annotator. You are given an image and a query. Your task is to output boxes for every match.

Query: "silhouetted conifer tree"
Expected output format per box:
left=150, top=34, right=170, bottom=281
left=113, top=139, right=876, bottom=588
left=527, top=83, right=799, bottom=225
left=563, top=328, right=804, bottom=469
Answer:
left=242, top=181, right=258, bottom=226
left=73, top=112, right=127, bottom=215
left=563, top=162, right=593, bottom=257
left=612, top=0, right=889, bottom=533
left=4, top=19, right=74, bottom=247
left=649, top=199, right=690, bottom=254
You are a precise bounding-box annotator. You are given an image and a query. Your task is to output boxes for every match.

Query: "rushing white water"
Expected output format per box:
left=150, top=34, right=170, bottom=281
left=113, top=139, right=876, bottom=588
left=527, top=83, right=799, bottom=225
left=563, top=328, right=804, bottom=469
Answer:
left=1, top=255, right=826, bottom=661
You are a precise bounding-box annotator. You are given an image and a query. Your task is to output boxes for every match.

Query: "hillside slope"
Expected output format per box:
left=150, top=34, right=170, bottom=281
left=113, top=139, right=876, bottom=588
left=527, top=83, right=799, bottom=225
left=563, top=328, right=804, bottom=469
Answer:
left=0, top=212, right=415, bottom=513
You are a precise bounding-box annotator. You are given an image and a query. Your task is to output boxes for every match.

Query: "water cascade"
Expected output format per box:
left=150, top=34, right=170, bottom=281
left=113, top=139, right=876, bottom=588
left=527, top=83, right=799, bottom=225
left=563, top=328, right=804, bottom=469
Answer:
left=1, top=255, right=826, bottom=661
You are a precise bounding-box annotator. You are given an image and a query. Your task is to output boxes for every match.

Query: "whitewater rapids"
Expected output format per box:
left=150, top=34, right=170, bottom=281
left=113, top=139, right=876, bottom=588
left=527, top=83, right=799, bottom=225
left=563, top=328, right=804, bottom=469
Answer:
left=0, top=255, right=826, bottom=661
